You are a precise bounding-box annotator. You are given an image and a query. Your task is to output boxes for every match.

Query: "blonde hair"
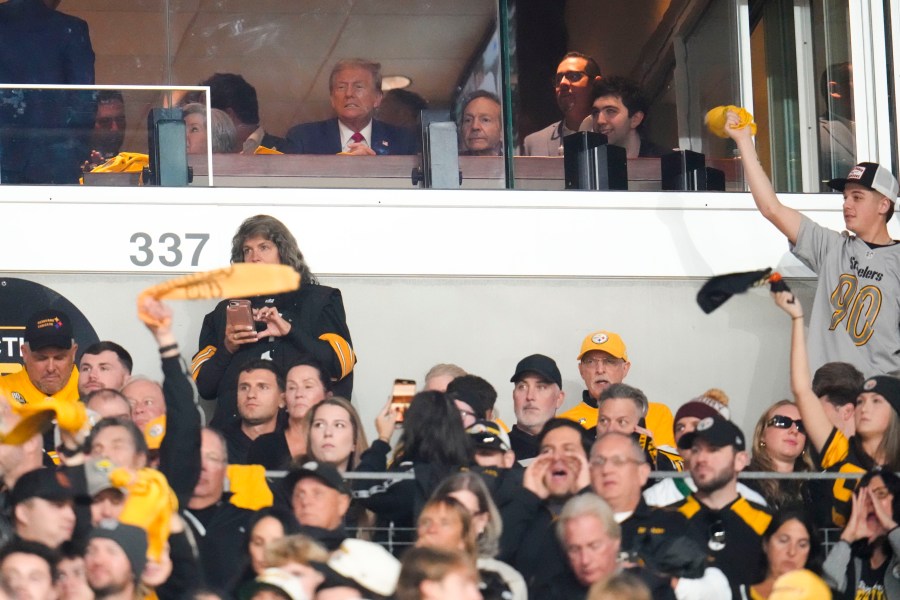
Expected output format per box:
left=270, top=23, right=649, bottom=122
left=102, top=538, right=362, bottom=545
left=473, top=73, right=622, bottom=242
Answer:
left=424, top=363, right=466, bottom=383
left=264, top=534, right=329, bottom=567
left=749, top=400, right=814, bottom=510
left=587, top=572, right=652, bottom=600
left=417, top=496, right=477, bottom=559
left=396, top=547, right=476, bottom=600
left=431, top=472, right=503, bottom=558
left=305, top=397, right=369, bottom=470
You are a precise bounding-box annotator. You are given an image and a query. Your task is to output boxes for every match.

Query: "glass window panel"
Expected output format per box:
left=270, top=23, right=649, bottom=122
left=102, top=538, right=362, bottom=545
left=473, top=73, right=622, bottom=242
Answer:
left=508, top=0, right=745, bottom=191
left=811, top=0, right=854, bottom=189
left=23, top=1, right=506, bottom=188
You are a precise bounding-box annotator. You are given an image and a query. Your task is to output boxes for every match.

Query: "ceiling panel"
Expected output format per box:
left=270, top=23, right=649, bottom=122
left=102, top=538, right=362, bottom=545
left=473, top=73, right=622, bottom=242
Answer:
left=334, top=15, right=493, bottom=60
left=62, top=0, right=164, bottom=11
left=95, top=56, right=169, bottom=86
left=63, top=1, right=497, bottom=132
left=350, top=0, right=496, bottom=17
left=194, top=0, right=351, bottom=14
left=84, top=11, right=168, bottom=57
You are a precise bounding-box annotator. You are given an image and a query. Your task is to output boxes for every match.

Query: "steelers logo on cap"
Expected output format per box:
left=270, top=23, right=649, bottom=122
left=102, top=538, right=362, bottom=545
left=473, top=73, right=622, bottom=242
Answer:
left=94, top=459, right=114, bottom=472
left=592, top=333, right=609, bottom=345
left=697, top=417, right=715, bottom=431
left=864, top=379, right=877, bottom=391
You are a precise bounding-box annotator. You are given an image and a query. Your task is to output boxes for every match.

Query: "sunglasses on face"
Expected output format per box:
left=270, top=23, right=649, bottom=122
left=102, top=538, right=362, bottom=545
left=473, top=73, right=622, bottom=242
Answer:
left=554, top=71, right=588, bottom=86
left=766, top=415, right=804, bottom=434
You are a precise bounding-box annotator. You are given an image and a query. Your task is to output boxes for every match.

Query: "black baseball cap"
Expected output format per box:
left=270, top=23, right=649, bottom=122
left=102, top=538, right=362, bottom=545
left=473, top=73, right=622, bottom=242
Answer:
left=10, top=467, right=76, bottom=507
left=510, top=354, right=562, bottom=388
left=283, top=461, right=350, bottom=496
left=24, top=309, right=73, bottom=351
left=828, top=162, right=899, bottom=201
left=676, top=416, right=745, bottom=451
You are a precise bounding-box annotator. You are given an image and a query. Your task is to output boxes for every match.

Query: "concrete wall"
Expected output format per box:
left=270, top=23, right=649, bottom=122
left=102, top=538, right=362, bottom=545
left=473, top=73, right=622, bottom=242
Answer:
left=12, top=271, right=816, bottom=441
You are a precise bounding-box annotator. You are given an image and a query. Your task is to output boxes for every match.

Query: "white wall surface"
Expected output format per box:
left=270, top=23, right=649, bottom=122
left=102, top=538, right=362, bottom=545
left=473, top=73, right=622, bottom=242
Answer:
left=3, top=185, right=872, bottom=441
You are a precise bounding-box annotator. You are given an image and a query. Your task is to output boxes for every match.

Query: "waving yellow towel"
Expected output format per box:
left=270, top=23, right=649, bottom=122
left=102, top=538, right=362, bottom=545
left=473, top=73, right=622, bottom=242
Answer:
left=705, top=105, right=757, bottom=138
left=137, top=263, right=300, bottom=327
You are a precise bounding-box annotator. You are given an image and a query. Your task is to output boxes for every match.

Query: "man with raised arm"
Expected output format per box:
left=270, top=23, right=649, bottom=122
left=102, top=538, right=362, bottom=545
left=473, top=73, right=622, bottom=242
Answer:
left=724, top=111, right=900, bottom=375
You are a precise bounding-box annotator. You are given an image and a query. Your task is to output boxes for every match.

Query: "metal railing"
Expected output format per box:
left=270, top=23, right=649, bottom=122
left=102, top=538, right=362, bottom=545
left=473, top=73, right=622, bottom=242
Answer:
left=265, top=468, right=862, bottom=553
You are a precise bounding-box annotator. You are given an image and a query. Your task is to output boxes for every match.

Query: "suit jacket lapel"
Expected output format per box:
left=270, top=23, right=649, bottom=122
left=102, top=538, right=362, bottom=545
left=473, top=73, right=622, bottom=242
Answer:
left=325, top=119, right=342, bottom=154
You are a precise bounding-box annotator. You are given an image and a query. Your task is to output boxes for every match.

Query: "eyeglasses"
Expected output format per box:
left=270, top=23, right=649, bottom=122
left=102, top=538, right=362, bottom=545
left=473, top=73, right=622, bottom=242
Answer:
left=708, top=520, right=726, bottom=551
left=869, top=486, right=894, bottom=500
left=766, top=415, right=804, bottom=434
left=554, top=71, right=588, bottom=86
left=580, top=356, right=624, bottom=369
left=590, top=455, right=644, bottom=468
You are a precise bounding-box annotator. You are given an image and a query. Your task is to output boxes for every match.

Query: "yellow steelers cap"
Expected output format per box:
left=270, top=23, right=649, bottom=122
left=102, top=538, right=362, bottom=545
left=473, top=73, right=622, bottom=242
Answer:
left=577, top=330, right=628, bottom=361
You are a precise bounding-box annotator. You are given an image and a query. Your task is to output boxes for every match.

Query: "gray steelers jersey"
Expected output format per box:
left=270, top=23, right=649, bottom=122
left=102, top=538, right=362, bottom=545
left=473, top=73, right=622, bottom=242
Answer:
left=792, top=215, right=900, bottom=377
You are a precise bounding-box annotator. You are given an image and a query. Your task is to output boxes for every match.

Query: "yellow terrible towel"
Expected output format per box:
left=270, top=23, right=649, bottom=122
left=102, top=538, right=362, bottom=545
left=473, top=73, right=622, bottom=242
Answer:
left=254, top=145, right=283, bottom=155
left=137, top=263, right=300, bottom=326
left=705, top=105, right=757, bottom=138
left=4, top=397, right=88, bottom=445
left=110, top=467, right=178, bottom=561
left=90, top=152, right=150, bottom=173
left=227, top=463, right=274, bottom=510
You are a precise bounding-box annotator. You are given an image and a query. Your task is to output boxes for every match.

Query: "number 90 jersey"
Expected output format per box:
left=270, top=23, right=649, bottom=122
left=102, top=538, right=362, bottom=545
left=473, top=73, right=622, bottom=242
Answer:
left=792, top=215, right=900, bottom=376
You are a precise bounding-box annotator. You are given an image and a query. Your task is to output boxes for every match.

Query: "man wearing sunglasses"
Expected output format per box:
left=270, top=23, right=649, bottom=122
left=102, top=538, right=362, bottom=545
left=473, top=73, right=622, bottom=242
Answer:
left=522, top=52, right=601, bottom=156
left=674, top=415, right=773, bottom=598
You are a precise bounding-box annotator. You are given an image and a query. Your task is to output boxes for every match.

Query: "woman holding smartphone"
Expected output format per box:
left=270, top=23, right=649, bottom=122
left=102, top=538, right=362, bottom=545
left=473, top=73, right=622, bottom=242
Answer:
left=191, top=214, right=355, bottom=428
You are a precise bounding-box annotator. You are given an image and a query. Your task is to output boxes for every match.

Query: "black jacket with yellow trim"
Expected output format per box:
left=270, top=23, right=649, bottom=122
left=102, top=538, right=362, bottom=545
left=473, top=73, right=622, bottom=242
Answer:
left=674, top=493, right=772, bottom=597
left=191, top=284, right=354, bottom=427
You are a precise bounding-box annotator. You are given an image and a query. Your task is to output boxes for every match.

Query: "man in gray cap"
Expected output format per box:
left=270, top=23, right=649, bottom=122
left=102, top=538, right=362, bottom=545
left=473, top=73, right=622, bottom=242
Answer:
left=508, top=354, right=566, bottom=462
left=84, top=520, right=147, bottom=599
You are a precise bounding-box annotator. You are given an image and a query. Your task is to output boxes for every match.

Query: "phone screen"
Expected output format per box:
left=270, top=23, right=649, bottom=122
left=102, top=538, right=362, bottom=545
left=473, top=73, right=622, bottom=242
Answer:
left=226, top=299, right=254, bottom=330
left=390, top=379, right=416, bottom=424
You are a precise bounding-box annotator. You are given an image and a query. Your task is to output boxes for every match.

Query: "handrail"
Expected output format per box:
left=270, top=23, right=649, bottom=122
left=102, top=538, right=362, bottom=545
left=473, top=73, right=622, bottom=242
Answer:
left=265, top=469, right=868, bottom=481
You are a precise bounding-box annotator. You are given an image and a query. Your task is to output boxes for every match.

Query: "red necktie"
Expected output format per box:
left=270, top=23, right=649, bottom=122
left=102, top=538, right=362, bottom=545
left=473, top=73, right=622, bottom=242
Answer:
left=350, top=132, right=365, bottom=144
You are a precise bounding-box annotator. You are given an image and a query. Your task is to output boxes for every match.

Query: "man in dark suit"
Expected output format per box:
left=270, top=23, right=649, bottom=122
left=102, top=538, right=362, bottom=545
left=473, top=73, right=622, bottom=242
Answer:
left=200, top=72, right=288, bottom=154
left=285, top=58, right=417, bottom=155
left=0, top=0, right=96, bottom=183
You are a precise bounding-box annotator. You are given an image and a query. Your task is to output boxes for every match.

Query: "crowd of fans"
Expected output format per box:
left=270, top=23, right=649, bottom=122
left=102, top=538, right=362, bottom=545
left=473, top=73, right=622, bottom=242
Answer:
left=2, top=6, right=899, bottom=594
left=0, top=204, right=897, bottom=600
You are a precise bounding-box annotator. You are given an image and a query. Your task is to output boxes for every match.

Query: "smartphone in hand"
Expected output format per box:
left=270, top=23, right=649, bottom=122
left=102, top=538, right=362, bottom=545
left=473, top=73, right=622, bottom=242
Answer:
left=390, top=379, right=416, bottom=424
left=226, top=299, right=254, bottom=330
